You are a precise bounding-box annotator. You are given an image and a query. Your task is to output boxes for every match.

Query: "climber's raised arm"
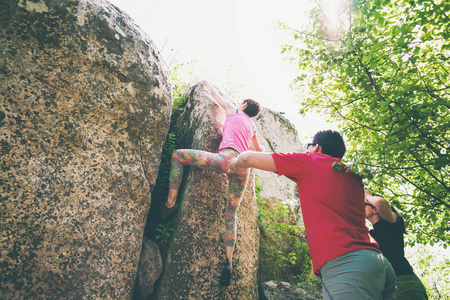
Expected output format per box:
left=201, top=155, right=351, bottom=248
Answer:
left=251, top=125, right=264, bottom=152
left=199, top=80, right=236, bottom=115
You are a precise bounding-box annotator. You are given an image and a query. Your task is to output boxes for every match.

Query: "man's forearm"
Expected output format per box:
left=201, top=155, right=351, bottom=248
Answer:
left=236, top=151, right=277, bottom=172
left=234, top=152, right=253, bottom=168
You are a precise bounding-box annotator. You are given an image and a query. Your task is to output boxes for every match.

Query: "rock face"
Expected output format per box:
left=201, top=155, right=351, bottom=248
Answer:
left=253, top=109, right=308, bottom=283
left=254, top=109, right=305, bottom=203
left=134, top=237, right=163, bottom=300
left=254, top=108, right=305, bottom=230
left=154, top=85, right=259, bottom=299
left=0, top=0, right=171, bottom=299
left=260, top=280, right=322, bottom=300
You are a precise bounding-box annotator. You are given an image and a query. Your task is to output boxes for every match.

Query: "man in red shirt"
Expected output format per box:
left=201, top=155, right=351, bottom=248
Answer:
left=227, top=130, right=396, bottom=299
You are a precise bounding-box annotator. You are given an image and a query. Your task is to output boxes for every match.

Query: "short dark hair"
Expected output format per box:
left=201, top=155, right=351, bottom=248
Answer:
left=242, top=99, right=261, bottom=117
left=312, top=130, right=346, bottom=159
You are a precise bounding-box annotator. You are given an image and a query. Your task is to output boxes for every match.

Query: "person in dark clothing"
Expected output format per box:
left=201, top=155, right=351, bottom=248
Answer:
left=365, top=188, right=428, bottom=300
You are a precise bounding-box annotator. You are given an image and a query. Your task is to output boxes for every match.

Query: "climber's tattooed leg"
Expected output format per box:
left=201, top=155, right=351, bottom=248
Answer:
left=223, top=172, right=249, bottom=247
left=168, top=148, right=250, bottom=247
left=169, top=148, right=247, bottom=189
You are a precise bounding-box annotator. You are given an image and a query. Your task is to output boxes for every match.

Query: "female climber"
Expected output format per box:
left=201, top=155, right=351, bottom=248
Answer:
left=160, top=80, right=264, bottom=286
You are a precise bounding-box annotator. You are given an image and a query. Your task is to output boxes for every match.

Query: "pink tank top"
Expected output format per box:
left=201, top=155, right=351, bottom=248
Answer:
left=219, top=112, right=254, bottom=153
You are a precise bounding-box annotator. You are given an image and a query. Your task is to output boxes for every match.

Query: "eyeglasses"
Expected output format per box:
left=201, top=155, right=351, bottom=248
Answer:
left=365, top=202, right=375, bottom=208
left=307, top=143, right=317, bottom=147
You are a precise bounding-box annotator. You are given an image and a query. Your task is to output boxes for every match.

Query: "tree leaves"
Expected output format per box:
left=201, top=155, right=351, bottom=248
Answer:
left=283, top=0, right=450, bottom=245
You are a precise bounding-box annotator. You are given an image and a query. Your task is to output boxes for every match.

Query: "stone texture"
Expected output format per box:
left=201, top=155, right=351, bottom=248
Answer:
left=154, top=85, right=259, bottom=299
left=133, top=237, right=163, bottom=300
left=254, top=108, right=305, bottom=203
left=254, top=108, right=305, bottom=229
left=0, top=0, right=171, bottom=299
left=260, top=280, right=322, bottom=300
left=254, top=109, right=308, bottom=283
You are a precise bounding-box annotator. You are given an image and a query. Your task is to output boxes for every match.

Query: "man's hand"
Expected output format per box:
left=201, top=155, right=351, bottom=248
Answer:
left=226, top=151, right=277, bottom=173
left=226, top=158, right=240, bottom=173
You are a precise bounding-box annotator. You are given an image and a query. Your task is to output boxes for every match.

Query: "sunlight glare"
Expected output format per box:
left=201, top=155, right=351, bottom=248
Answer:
left=322, top=0, right=342, bottom=34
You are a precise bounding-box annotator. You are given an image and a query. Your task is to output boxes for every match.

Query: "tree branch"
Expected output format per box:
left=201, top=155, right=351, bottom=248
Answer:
left=319, top=87, right=387, bottom=135
left=412, top=155, right=450, bottom=194
left=398, top=173, right=450, bottom=209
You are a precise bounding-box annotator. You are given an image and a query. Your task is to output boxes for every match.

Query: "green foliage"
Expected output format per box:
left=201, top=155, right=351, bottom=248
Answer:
left=147, top=62, right=194, bottom=250
left=156, top=132, right=178, bottom=190
left=152, top=62, right=195, bottom=203
left=170, top=61, right=200, bottom=100
left=155, top=222, right=175, bottom=254
left=331, top=156, right=361, bottom=173
left=256, top=176, right=320, bottom=285
left=283, top=0, right=450, bottom=245
left=405, top=243, right=450, bottom=299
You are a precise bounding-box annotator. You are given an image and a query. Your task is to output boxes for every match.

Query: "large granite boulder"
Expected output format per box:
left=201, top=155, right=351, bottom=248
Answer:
left=254, top=108, right=305, bottom=203
left=253, top=109, right=309, bottom=283
left=154, top=85, right=259, bottom=299
left=133, top=237, right=163, bottom=300
left=0, top=0, right=171, bottom=299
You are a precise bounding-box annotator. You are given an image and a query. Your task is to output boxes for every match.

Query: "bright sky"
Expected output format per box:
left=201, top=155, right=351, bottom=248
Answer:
left=108, top=0, right=337, bottom=142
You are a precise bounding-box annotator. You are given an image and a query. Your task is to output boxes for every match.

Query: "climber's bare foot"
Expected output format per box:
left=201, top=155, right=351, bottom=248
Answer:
left=165, top=189, right=178, bottom=208
left=160, top=189, right=179, bottom=220
left=165, top=202, right=175, bottom=209
left=160, top=201, right=178, bottom=220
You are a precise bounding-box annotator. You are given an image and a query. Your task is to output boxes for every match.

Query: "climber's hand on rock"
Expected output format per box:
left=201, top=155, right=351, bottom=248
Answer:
left=199, top=80, right=215, bottom=96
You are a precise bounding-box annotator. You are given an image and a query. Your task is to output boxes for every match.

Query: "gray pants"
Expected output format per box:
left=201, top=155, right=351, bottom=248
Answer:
left=320, top=249, right=396, bottom=300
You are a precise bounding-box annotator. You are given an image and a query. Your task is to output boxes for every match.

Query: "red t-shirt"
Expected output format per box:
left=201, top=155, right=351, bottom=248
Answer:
left=271, top=152, right=380, bottom=274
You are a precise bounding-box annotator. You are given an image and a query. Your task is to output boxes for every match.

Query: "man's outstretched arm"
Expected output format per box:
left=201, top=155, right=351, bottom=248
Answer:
left=227, top=151, right=277, bottom=172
